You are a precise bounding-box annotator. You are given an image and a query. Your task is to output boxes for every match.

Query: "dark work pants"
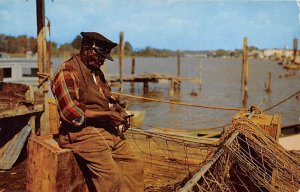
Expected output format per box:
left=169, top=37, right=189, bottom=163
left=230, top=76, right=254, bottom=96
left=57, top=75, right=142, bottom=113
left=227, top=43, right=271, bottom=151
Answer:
left=58, top=126, right=144, bottom=192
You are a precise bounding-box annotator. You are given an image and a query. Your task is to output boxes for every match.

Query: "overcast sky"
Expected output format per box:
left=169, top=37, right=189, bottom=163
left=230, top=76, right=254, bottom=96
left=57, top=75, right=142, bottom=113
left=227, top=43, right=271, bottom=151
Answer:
left=0, top=0, right=299, bottom=50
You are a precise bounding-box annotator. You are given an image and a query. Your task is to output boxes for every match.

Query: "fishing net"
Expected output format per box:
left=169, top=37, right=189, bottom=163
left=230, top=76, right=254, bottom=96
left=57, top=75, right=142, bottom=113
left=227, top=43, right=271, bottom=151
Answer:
left=124, top=128, right=217, bottom=191
left=126, top=117, right=300, bottom=191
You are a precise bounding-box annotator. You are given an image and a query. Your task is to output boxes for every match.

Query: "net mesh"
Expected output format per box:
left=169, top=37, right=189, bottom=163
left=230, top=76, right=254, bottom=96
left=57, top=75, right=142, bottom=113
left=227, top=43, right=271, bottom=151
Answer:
left=126, top=117, right=300, bottom=191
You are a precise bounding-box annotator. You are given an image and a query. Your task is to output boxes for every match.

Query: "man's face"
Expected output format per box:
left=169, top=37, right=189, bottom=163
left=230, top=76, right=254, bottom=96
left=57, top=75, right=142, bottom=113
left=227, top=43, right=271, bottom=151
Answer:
left=83, top=47, right=106, bottom=69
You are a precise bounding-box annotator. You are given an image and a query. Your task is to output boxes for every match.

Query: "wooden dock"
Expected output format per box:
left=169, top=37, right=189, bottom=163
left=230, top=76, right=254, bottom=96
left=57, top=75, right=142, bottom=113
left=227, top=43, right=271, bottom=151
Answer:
left=107, top=73, right=202, bottom=92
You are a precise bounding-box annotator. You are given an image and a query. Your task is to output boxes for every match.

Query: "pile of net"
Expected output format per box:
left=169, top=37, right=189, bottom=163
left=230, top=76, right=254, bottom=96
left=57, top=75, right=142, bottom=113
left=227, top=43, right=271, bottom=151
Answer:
left=124, top=127, right=216, bottom=191
left=136, top=117, right=300, bottom=192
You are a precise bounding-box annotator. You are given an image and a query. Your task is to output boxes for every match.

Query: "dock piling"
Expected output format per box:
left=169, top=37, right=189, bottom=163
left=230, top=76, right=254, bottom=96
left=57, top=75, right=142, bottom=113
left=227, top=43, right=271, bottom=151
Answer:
left=199, top=62, right=202, bottom=91
left=131, top=57, right=135, bottom=92
left=36, top=0, right=47, bottom=93
left=241, top=37, right=249, bottom=107
left=0, top=68, right=3, bottom=82
left=266, top=72, right=272, bottom=93
left=293, top=38, right=298, bottom=62
left=119, top=31, right=124, bottom=92
left=144, top=82, right=149, bottom=93
left=242, top=37, right=249, bottom=99
left=36, top=0, right=51, bottom=135
left=177, top=49, right=181, bottom=91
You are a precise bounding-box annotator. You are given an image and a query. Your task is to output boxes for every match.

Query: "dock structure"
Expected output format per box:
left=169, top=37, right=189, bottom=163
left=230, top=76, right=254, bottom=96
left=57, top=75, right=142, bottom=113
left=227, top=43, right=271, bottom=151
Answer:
left=107, top=73, right=202, bottom=93
left=114, top=32, right=201, bottom=93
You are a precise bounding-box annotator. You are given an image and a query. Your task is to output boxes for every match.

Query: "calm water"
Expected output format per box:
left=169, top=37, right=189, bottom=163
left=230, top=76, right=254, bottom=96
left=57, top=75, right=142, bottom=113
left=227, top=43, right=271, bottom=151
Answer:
left=52, top=57, right=300, bottom=129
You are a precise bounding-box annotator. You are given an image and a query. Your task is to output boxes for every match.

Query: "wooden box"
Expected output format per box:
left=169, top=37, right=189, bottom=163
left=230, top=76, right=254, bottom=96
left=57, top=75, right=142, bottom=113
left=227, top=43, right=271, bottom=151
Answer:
left=27, top=135, right=87, bottom=192
left=233, top=112, right=281, bottom=142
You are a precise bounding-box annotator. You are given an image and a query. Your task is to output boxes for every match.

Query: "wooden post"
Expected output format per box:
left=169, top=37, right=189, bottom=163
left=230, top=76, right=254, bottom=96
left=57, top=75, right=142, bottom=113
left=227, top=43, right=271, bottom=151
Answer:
left=293, top=38, right=298, bottom=62
left=36, top=0, right=50, bottom=135
left=48, top=99, right=59, bottom=135
left=240, top=42, right=245, bottom=91
left=0, top=68, right=3, bottom=82
left=46, top=18, right=51, bottom=77
left=177, top=49, right=181, bottom=90
left=243, top=37, right=249, bottom=99
left=130, top=57, right=135, bottom=92
left=240, top=65, right=244, bottom=91
left=119, top=32, right=124, bottom=92
left=266, top=72, right=272, bottom=93
left=199, top=62, right=202, bottom=91
left=26, top=85, right=36, bottom=136
left=143, top=82, right=149, bottom=93
left=36, top=0, right=47, bottom=92
left=169, top=79, right=174, bottom=96
left=131, top=57, right=135, bottom=75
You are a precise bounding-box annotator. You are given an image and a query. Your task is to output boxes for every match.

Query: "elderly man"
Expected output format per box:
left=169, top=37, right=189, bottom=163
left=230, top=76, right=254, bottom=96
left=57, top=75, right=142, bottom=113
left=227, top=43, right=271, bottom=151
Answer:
left=51, top=32, right=144, bottom=192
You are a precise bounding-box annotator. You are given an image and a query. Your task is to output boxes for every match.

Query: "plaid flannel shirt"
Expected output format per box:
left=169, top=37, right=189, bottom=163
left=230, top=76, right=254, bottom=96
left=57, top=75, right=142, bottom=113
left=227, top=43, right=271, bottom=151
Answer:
left=51, top=63, right=86, bottom=127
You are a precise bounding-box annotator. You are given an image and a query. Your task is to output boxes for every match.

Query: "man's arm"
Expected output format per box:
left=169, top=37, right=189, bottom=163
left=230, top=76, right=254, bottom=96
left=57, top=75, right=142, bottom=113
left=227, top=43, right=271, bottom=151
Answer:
left=85, top=109, right=125, bottom=125
left=51, top=66, right=86, bottom=127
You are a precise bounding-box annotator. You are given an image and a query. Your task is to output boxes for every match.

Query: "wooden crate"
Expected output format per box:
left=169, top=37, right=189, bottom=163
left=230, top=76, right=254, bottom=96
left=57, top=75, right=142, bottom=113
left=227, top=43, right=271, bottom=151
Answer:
left=233, top=112, right=281, bottom=142
left=27, top=135, right=87, bottom=192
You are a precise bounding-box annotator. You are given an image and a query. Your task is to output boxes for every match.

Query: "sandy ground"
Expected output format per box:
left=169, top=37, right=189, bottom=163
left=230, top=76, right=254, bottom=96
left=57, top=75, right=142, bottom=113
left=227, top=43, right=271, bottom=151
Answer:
left=0, top=147, right=27, bottom=192
left=0, top=159, right=26, bottom=192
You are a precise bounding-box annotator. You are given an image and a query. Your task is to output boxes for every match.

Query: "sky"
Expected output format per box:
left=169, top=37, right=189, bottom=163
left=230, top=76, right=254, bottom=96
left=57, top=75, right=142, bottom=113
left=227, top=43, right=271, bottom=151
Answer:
left=0, top=0, right=299, bottom=51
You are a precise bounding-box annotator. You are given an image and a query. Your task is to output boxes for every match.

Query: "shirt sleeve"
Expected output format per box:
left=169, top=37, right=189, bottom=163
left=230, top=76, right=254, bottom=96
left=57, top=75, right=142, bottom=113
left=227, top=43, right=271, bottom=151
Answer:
left=51, top=67, right=86, bottom=127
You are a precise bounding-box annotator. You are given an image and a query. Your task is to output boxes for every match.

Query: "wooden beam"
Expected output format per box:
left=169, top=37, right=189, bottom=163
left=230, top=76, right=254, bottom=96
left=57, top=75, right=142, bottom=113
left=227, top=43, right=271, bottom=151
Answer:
left=46, top=18, right=52, bottom=77
left=130, top=57, right=135, bottom=92
left=143, top=82, right=149, bottom=93
left=119, top=32, right=124, bottom=92
left=0, top=68, right=3, bottom=82
left=294, top=38, right=298, bottom=62
left=265, top=72, right=272, bottom=93
left=243, top=37, right=249, bottom=99
left=36, top=0, right=50, bottom=135
left=177, top=49, right=181, bottom=90
left=177, top=49, right=181, bottom=79
left=36, top=0, right=47, bottom=93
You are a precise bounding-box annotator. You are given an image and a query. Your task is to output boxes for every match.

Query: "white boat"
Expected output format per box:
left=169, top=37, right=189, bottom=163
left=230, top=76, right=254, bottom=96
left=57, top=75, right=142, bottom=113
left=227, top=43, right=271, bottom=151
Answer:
left=127, top=110, right=145, bottom=128
left=0, top=58, right=39, bottom=86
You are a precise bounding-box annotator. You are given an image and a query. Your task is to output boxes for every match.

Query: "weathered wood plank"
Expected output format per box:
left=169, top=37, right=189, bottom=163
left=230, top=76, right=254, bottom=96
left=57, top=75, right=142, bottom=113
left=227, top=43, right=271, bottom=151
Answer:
left=0, top=104, right=43, bottom=119
left=0, top=125, right=32, bottom=169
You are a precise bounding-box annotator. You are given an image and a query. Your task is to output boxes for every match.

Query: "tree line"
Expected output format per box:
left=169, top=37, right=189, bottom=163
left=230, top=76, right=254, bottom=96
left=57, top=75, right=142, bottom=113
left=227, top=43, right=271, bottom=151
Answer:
left=0, top=34, right=176, bottom=58
left=0, top=34, right=258, bottom=58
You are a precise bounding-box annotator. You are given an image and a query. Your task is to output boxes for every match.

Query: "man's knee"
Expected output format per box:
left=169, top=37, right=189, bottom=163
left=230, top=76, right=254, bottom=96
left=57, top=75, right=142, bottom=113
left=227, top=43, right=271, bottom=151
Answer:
left=126, top=157, right=144, bottom=179
left=134, top=159, right=144, bottom=175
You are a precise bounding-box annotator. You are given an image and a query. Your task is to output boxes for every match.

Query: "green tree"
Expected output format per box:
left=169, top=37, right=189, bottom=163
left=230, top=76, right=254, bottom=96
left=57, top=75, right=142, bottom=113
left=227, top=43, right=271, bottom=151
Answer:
left=6, top=36, right=18, bottom=53
left=71, top=35, right=82, bottom=50
left=124, top=41, right=133, bottom=55
left=18, top=35, right=28, bottom=53
left=0, top=34, right=5, bottom=52
left=28, top=37, right=37, bottom=53
left=215, top=49, right=226, bottom=57
left=50, top=42, right=58, bottom=56
left=248, top=46, right=259, bottom=52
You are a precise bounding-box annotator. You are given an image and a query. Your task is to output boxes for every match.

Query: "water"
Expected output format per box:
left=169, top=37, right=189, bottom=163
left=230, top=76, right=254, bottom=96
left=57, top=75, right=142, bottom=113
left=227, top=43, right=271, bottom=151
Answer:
left=52, top=57, right=300, bottom=130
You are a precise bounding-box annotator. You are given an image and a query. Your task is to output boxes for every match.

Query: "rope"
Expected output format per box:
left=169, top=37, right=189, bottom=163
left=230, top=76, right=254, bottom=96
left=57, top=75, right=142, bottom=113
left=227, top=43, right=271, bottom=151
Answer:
left=263, top=89, right=300, bottom=112
left=147, top=123, right=231, bottom=132
left=112, top=92, right=248, bottom=111
left=113, top=89, right=300, bottom=113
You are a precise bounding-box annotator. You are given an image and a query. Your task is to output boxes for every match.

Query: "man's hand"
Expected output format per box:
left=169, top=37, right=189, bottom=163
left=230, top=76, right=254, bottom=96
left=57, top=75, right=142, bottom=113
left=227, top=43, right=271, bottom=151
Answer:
left=108, top=111, right=125, bottom=127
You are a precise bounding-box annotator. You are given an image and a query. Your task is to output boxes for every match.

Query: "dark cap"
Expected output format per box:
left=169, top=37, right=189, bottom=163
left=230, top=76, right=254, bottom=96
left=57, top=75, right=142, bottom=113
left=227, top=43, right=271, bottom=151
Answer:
left=80, top=32, right=117, bottom=61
